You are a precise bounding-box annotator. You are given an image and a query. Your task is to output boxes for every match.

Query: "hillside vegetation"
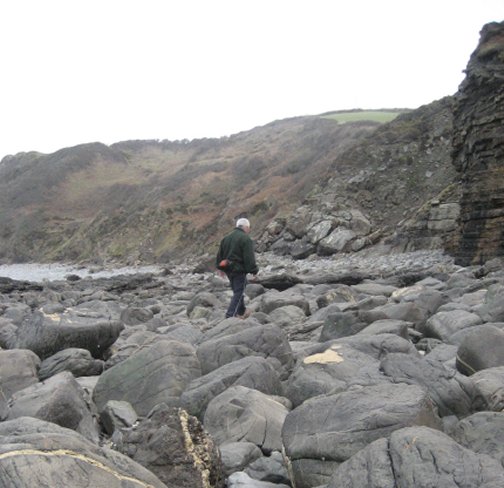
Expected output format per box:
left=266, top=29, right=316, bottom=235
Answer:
left=0, top=104, right=455, bottom=265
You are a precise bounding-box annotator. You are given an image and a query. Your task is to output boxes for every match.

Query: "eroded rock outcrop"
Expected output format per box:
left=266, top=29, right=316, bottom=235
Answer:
left=452, top=21, right=504, bottom=265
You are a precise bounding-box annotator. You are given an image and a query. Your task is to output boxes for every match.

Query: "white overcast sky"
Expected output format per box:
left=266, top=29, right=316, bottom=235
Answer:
left=1, top=0, right=503, bottom=159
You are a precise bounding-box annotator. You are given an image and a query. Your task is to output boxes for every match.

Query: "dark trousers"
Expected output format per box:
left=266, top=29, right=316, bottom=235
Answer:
left=225, top=273, right=247, bottom=318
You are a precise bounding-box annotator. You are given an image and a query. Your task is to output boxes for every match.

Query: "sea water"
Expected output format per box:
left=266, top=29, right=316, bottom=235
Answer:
left=0, top=263, right=161, bottom=282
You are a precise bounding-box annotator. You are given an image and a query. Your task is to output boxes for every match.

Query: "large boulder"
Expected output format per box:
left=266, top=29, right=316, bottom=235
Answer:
left=282, top=383, right=441, bottom=488
left=0, top=417, right=167, bottom=488
left=39, top=347, right=105, bottom=380
left=451, top=412, right=504, bottom=467
left=204, top=386, right=289, bottom=453
left=319, top=310, right=368, bottom=341
left=327, top=426, right=504, bottom=488
left=180, top=356, right=282, bottom=420
left=115, top=403, right=224, bottom=488
left=456, top=324, right=504, bottom=375
left=477, top=284, right=504, bottom=322
left=196, top=325, right=294, bottom=379
left=93, top=339, right=201, bottom=416
left=337, top=333, right=419, bottom=359
left=380, top=352, right=474, bottom=417
left=258, top=290, right=310, bottom=315
left=0, top=348, right=40, bottom=399
left=422, top=309, right=482, bottom=343
left=285, top=343, right=380, bottom=407
left=6, top=371, right=99, bottom=443
left=470, top=366, right=504, bottom=412
left=12, top=309, right=124, bottom=360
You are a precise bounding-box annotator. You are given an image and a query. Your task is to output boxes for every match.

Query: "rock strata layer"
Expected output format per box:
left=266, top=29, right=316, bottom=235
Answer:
left=452, top=21, right=504, bottom=265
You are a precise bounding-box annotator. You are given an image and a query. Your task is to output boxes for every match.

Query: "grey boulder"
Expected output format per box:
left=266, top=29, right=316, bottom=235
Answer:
left=114, top=403, right=224, bottom=488
left=0, top=348, right=40, bottom=399
left=285, top=343, right=379, bottom=407
left=39, top=347, right=104, bottom=380
left=380, top=352, right=474, bottom=417
left=197, top=324, right=293, bottom=379
left=220, top=442, right=263, bottom=476
left=327, top=426, right=504, bottom=488
left=0, top=416, right=167, bottom=488
left=204, top=385, right=289, bottom=453
left=451, top=412, right=504, bottom=467
left=180, top=356, right=282, bottom=420
left=93, top=339, right=201, bottom=416
left=6, top=371, right=99, bottom=443
left=282, top=383, right=441, bottom=488
left=470, top=366, right=504, bottom=412
left=456, top=324, right=504, bottom=375
left=13, top=309, right=123, bottom=360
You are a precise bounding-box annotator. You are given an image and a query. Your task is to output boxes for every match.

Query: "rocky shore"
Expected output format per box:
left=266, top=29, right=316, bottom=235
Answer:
left=1, top=249, right=504, bottom=487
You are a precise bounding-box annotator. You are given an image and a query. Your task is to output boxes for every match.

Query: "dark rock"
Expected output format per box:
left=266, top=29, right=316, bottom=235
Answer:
left=282, top=383, right=442, bottom=488
left=13, top=309, right=124, bottom=360
left=246, top=283, right=266, bottom=299
left=0, top=317, right=17, bottom=348
left=255, top=273, right=302, bottom=291
left=319, top=310, right=368, bottom=341
left=0, top=417, right=167, bottom=488
left=39, top=347, right=105, bottom=380
left=259, top=290, right=310, bottom=315
left=359, top=302, right=425, bottom=327
left=451, top=412, right=504, bottom=467
left=0, top=349, right=40, bottom=399
left=244, top=451, right=290, bottom=485
left=115, top=403, right=224, bottom=488
left=180, top=356, right=282, bottom=420
left=187, top=291, right=222, bottom=317
left=6, top=371, right=99, bottom=443
left=456, top=324, right=504, bottom=375
left=219, top=442, right=263, bottom=476
left=477, top=284, right=504, bottom=322
left=302, top=271, right=368, bottom=286
left=380, top=352, right=473, bottom=418
left=285, top=343, right=379, bottom=407
left=470, top=366, right=504, bottom=412
left=196, top=324, right=294, bottom=379
left=120, top=306, right=154, bottom=325
left=0, top=276, right=43, bottom=293
left=99, top=399, right=138, bottom=435
left=452, top=21, right=504, bottom=266
left=336, top=332, right=419, bottom=360
left=204, top=385, right=289, bottom=453
left=227, top=472, right=290, bottom=488
left=93, top=340, right=201, bottom=416
left=290, top=239, right=316, bottom=260
left=422, top=309, right=482, bottom=343
left=356, top=318, right=411, bottom=339
left=327, top=426, right=504, bottom=488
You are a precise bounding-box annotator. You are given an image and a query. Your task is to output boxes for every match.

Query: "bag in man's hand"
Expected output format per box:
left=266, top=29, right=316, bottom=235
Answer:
left=218, top=259, right=233, bottom=271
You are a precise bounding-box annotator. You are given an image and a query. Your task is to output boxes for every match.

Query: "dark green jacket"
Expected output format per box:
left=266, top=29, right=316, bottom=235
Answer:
left=216, top=228, right=259, bottom=274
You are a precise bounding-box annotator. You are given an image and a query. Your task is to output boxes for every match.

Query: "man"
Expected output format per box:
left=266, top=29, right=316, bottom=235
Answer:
left=216, top=217, right=259, bottom=318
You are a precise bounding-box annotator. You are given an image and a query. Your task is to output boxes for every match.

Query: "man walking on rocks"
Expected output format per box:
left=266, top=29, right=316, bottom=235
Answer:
left=216, top=217, right=258, bottom=318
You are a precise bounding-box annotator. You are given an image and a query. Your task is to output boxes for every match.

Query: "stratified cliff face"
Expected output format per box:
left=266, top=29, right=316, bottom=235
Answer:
left=452, top=21, right=504, bottom=265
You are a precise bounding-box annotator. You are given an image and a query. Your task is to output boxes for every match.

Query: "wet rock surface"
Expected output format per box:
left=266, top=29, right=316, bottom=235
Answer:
left=1, top=249, right=504, bottom=486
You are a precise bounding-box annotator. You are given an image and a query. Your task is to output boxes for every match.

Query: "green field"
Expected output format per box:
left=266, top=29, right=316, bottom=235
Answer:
left=321, top=110, right=405, bottom=124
